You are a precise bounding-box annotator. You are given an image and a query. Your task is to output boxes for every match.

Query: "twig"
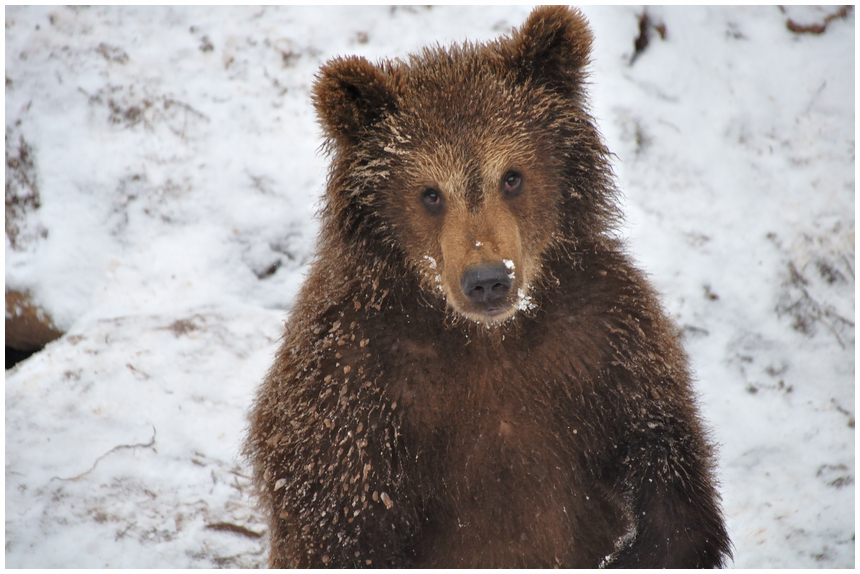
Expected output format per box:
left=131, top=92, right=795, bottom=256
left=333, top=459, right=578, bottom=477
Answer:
left=785, top=5, right=852, bottom=34
left=51, top=425, right=157, bottom=482
left=205, top=522, right=264, bottom=539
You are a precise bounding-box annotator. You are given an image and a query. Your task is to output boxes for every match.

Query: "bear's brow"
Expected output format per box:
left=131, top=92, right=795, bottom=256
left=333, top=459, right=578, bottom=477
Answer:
left=462, top=160, right=483, bottom=212
left=417, top=134, right=484, bottom=211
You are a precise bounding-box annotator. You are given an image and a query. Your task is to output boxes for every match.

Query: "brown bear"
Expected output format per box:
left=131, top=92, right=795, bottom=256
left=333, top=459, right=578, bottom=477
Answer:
left=246, top=6, right=731, bottom=568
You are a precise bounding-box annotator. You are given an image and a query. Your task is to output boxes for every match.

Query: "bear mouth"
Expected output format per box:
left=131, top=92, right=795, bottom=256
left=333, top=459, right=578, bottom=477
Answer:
left=458, top=296, right=522, bottom=324
left=482, top=305, right=509, bottom=317
left=462, top=301, right=520, bottom=325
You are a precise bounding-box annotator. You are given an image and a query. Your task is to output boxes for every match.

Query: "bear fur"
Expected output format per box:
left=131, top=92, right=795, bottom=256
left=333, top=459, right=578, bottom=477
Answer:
left=246, top=6, right=731, bottom=568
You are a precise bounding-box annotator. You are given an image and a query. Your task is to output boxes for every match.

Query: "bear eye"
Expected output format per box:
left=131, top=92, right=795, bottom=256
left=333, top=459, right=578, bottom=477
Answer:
left=502, top=170, right=523, bottom=197
left=421, top=187, right=443, bottom=214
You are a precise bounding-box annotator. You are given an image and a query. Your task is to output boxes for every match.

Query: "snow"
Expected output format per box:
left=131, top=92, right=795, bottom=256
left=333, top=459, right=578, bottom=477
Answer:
left=5, top=5, right=854, bottom=568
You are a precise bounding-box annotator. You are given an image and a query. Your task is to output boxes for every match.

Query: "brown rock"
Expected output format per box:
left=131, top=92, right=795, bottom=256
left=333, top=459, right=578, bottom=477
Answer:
left=5, top=290, right=63, bottom=351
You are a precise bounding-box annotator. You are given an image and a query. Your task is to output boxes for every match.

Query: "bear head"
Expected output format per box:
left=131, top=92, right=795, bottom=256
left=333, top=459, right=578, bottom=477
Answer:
left=312, top=6, right=619, bottom=326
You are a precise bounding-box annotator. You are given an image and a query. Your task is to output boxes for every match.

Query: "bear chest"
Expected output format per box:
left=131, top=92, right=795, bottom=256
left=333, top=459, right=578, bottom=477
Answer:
left=388, top=351, right=603, bottom=566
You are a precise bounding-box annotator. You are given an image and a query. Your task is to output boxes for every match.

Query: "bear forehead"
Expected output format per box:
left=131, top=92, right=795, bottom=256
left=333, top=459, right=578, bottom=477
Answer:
left=384, top=84, right=547, bottom=176
left=387, top=48, right=549, bottom=132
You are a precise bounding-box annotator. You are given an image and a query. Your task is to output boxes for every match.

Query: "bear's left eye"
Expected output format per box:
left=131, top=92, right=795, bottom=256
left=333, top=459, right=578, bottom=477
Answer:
left=421, top=187, right=444, bottom=214
left=502, top=170, right=523, bottom=197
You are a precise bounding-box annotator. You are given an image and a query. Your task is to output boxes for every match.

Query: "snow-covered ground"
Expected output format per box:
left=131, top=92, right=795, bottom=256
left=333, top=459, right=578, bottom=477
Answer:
left=5, top=6, right=854, bottom=568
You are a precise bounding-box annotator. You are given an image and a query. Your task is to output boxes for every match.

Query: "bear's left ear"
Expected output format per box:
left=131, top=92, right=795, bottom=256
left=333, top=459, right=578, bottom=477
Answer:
left=500, top=6, right=593, bottom=94
left=312, top=56, right=398, bottom=147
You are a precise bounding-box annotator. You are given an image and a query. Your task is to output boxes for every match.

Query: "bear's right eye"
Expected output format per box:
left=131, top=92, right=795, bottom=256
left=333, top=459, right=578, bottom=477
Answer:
left=421, top=188, right=443, bottom=214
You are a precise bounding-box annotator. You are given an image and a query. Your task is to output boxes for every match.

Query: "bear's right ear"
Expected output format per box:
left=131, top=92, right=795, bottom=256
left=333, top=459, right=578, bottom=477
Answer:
left=500, top=6, right=593, bottom=95
left=312, top=56, right=398, bottom=147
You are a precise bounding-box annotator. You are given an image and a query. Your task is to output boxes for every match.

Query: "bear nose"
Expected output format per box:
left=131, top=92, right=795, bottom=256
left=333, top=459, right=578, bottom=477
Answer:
left=461, top=262, right=512, bottom=305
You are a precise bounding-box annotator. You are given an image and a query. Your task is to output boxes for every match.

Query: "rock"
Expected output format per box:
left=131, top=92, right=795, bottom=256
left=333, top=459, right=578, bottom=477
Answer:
left=5, top=290, right=63, bottom=351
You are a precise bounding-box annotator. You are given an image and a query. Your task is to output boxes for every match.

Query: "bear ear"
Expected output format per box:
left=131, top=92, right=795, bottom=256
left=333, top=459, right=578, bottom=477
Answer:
left=501, top=6, right=593, bottom=94
left=312, top=56, right=398, bottom=147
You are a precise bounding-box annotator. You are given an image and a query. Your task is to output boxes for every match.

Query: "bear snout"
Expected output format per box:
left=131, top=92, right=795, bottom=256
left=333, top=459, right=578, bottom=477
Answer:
left=461, top=262, right=513, bottom=312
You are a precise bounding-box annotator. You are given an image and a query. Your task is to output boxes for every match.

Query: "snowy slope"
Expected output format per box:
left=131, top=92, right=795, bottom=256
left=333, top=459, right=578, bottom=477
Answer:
left=5, top=6, right=854, bottom=568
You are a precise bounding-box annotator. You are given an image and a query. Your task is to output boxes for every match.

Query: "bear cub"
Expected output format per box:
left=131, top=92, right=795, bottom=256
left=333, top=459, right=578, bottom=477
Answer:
left=247, top=6, right=731, bottom=568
